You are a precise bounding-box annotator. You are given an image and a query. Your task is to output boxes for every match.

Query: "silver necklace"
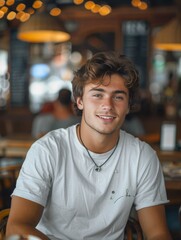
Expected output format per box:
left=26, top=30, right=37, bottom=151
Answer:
left=79, top=126, right=119, bottom=172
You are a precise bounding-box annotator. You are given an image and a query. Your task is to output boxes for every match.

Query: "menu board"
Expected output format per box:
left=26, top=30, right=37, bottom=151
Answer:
left=122, top=20, right=149, bottom=89
left=10, top=30, right=29, bottom=107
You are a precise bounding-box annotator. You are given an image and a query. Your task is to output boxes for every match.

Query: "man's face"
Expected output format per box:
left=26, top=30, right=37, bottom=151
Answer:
left=76, top=74, right=130, bottom=136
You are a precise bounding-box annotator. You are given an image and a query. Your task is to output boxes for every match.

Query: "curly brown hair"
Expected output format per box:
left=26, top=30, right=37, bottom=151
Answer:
left=72, top=51, right=140, bottom=116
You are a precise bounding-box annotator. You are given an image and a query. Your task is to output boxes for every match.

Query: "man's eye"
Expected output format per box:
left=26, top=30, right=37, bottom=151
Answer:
left=93, top=94, right=102, bottom=98
left=114, top=95, right=124, bottom=100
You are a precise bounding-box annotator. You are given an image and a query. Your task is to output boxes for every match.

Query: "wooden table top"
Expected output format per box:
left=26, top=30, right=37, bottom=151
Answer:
left=0, top=137, right=34, bottom=158
left=151, top=144, right=181, bottom=162
left=0, top=157, right=23, bottom=172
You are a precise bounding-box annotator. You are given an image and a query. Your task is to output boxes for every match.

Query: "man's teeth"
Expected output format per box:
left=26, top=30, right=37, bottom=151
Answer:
left=99, top=116, right=113, bottom=119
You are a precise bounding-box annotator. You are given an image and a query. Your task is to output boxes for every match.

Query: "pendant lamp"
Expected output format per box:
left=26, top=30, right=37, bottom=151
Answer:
left=153, top=1, right=181, bottom=51
left=154, top=17, right=181, bottom=51
left=17, top=12, right=70, bottom=43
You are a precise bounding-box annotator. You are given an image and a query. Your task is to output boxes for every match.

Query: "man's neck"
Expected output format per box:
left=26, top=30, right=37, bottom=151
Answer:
left=77, top=124, right=120, bottom=154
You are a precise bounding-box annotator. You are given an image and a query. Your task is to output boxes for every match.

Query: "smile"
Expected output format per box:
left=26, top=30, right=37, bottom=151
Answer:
left=97, top=115, right=115, bottom=120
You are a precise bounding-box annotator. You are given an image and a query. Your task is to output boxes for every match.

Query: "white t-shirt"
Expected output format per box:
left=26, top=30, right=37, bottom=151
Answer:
left=12, top=125, right=168, bottom=240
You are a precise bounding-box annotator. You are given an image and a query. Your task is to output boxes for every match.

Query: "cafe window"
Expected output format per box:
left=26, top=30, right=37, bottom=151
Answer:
left=150, top=50, right=181, bottom=118
left=0, top=50, right=10, bottom=109
left=29, top=42, right=74, bottom=113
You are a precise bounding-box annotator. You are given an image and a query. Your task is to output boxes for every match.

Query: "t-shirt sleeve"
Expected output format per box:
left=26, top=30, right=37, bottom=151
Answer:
left=134, top=143, right=169, bottom=210
left=12, top=141, right=55, bottom=207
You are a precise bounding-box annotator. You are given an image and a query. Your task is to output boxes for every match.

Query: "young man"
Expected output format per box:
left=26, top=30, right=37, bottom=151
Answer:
left=6, top=52, right=172, bottom=240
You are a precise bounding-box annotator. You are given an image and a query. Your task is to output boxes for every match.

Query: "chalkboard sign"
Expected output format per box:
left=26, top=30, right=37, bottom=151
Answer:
left=10, top=30, right=29, bottom=107
left=122, top=20, right=149, bottom=89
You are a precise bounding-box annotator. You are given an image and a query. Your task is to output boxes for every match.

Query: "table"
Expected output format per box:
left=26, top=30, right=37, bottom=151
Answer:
left=0, top=137, right=34, bottom=208
left=0, top=158, right=23, bottom=176
left=154, top=146, right=181, bottom=163
left=0, top=138, right=34, bottom=158
left=151, top=145, right=181, bottom=204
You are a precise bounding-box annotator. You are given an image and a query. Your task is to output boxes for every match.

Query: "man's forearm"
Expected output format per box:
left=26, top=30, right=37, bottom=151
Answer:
left=147, top=233, right=173, bottom=240
left=6, top=223, right=50, bottom=240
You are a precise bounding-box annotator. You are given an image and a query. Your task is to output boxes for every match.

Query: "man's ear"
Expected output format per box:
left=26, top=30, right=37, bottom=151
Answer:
left=76, top=97, right=83, bottom=110
left=126, top=107, right=130, bottom=114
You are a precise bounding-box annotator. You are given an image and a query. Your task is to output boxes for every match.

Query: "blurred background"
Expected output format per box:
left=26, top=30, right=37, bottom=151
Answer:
left=0, top=0, right=181, bottom=136
left=0, top=1, right=181, bottom=239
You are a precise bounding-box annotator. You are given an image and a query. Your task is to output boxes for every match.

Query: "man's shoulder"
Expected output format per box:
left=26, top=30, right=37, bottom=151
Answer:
left=40, top=124, right=76, bottom=142
left=31, top=125, right=76, bottom=154
left=121, top=130, right=153, bottom=152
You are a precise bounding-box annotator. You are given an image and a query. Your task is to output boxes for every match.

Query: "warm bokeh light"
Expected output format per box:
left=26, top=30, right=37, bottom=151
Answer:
left=0, top=0, right=112, bottom=21
left=0, top=0, right=5, bottom=7
left=16, top=11, right=24, bottom=20
left=138, top=2, right=148, bottom=10
left=19, top=12, right=30, bottom=22
left=84, top=1, right=95, bottom=10
left=131, top=0, right=148, bottom=10
left=6, top=0, right=14, bottom=7
left=99, top=5, right=111, bottom=16
left=91, top=4, right=100, bottom=13
left=0, top=10, right=4, bottom=18
left=84, top=1, right=111, bottom=15
left=7, top=11, right=16, bottom=20
left=16, top=3, right=26, bottom=12
left=50, top=8, right=61, bottom=16
left=154, top=43, right=181, bottom=51
left=73, top=0, right=84, bottom=5
left=131, top=0, right=141, bottom=7
left=1, top=6, right=8, bottom=14
left=27, top=8, right=35, bottom=15
left=32, top=0, right=43, bottom=9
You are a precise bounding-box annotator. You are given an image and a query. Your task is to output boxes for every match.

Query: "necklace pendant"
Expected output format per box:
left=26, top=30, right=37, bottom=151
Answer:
left=95, top=166, right=101, bottom=172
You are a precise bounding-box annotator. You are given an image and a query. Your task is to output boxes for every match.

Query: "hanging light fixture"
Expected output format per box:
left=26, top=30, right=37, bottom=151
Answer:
left=17, top=11, right=71, bottom=43
left=153, top=0, right=181, bottom=51
left=154, top=17, right=181, bottom=51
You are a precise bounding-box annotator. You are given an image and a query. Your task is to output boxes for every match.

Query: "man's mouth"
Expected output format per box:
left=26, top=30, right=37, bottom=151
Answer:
left=97, top=115, right=115, bottom=120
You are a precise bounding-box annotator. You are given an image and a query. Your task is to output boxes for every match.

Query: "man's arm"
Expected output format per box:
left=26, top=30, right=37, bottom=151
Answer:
left=6, top=196, right=49, bottom=240
left=137, top=205, right=172, bottom=240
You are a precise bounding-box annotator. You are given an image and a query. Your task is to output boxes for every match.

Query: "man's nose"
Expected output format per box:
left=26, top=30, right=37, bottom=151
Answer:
left=101, top=97, right=113, bottom=110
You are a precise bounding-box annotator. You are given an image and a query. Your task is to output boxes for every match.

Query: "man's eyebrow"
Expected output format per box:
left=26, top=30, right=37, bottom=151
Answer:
left=89, top=88, right=128, bottom=95
left=89, top=88, right=104, bottom=93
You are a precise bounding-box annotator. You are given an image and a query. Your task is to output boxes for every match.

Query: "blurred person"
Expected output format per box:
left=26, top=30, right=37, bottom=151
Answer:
left=122, top=112, right=145, bottom=137
left=7, top=52, right=172, bottom=240
left=32, top=88, right=80, bottom=138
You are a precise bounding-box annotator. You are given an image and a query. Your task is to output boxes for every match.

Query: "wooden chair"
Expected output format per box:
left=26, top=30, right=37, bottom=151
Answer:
left=0, top=209, right=143, bottom=240
left=0, top=208, right=10, bottom=240
left=124, top=217, right=143, bottom=240
left=0, top=158, right=23, bottom=209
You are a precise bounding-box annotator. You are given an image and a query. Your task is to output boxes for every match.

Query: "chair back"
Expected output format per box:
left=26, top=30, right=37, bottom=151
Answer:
left=124, top=217, right=143, bottom=240
left=0, top=208, right=10, bottom=240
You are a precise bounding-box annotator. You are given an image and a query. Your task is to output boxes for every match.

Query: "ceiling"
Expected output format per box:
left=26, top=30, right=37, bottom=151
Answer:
left=0, top=0, right=176, bottom=34
left=15, top=0, right=175, bottom=9
left=63, top=0, right=175, bottom=8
